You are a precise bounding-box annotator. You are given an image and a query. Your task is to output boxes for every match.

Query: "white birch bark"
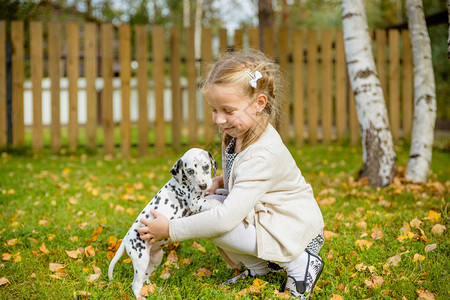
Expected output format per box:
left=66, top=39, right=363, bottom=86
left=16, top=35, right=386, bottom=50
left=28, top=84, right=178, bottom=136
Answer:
left=183, top=0, right=190, bottom=28
left=341, top=0, right=397, bottom=186
left=405, top=0, right=437, bottom=183
left=195, top=0, right=203, bottom=60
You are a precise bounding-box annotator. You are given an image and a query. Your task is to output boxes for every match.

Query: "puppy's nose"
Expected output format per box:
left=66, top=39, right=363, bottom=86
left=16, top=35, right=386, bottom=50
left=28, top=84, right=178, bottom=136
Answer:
left=199, top=183, right=207, bottom=190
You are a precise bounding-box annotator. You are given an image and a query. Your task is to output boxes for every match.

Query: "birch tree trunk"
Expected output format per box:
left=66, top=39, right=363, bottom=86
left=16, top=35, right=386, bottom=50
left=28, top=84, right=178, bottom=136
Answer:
left=341, top=0, right=397, bottom=186
left=195, top=0, right=203, bottom=60
left=183, top=0, right=190, bottom=28
left=405, top=0, right=437, bottom=182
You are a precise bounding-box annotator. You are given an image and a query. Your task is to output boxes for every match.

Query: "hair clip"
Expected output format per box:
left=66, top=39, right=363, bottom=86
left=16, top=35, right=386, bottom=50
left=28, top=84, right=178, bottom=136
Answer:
left=244, top=70, right=262, bottom=88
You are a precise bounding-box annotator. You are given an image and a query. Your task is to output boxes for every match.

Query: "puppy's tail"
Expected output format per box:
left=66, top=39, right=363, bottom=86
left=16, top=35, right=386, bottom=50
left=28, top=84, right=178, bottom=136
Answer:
left=108, top=239, right=125, bottom=280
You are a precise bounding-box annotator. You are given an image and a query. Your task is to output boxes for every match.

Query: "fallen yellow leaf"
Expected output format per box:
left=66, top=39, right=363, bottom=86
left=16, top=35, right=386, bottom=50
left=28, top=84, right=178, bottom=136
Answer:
left=13, top=252, right=21, bottom=263
left=164, top=250, right=179, bottom=265
left=40, top=243, right=50, bottom=254
left=424, top=244, right=437, bottom=253
left=431, top=224, right=445, bottom=235
left=416, top=288, right=436, bottom=300
left=427, top=210, right=441, bottom=223
left=409, top=217, right=422, bottom=228
left=355, top=239, right=373, bottom=250
left=86, top=273, right=100, bottom=283
left=140, top=284, right=156, bottom=297
left=123, top=258, right=131, bottom=264
left=371, top=230, right=383, bottom=240
left=49, top=263, right=66, bottom=272
left=2, top=253, right=11, bottom=261
left=323, top=230, right=338, bottom=240
left=194, top=267, right=212, bottom=279
left=65, top=249, right=82, bottom=259
left=413, top=254, right=425, bottom=262
left=160, top=266, right=172, bottom=279
left=0, top=277, right=10, bottom=286
left=273, top=289, right=290, bottom=299
left=85, top=245, right=95, bottom=257
left=7, top=238, right=18, bottom=246
left=330, top=294, right=344, bottom=300
left=73, top=291, right=92, bottom=298
left=191, top=241, right=206, bottom=253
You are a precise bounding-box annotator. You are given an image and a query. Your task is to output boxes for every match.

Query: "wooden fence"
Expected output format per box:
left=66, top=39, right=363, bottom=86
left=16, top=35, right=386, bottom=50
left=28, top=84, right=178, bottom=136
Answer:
left=0, top=21, right=413, bottom=156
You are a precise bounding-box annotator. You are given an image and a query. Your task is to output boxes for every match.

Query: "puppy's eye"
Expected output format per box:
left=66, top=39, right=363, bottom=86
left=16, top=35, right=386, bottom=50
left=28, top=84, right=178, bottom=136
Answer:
left=202, top=165, right=209, bottom=171
left=186, top=169, right=195, bottom=175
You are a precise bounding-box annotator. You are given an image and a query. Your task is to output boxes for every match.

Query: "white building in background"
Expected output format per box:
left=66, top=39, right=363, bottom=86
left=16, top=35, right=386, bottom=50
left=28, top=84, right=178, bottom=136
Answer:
left=23, top=77, right=205, bottom=126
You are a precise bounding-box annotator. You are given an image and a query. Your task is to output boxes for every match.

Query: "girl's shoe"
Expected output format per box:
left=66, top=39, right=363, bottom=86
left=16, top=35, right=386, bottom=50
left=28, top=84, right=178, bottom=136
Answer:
left=282, top=251, right=324, bottom=299
left=222, top=269, right=256, bottom=285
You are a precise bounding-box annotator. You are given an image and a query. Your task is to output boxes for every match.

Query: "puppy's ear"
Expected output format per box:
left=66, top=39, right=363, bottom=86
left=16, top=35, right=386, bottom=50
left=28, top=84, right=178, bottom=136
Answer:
left=170, top=159, right=184, bottom=183
left=208, top=152, right=218, bottom=177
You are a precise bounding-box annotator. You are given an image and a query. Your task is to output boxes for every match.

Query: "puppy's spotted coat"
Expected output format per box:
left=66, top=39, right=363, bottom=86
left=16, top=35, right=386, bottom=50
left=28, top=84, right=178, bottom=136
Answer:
left=108, top=148, right=221, bottom=299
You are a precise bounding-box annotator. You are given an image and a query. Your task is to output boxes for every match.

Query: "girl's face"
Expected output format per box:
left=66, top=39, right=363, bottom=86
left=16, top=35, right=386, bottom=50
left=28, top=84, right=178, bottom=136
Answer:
left=206, top=84, right=265, bottom=141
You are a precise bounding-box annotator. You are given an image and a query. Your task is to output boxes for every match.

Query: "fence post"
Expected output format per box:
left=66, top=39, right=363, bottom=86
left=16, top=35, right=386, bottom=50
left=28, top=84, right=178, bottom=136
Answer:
left=11, top=21, right=25, bottom=148
left=119, top=24, right=131, bottom=158
left=101, top=23, right=114, bottom=155
left=6, top=41, right=12, bottom=146
left=307, top=29, right=318, bottom=145
left=85, top=23, right=98, bottom=152
left=292, top=29, right=305, bottom=147
left=30, top=21, right=44, bottom=152
left=152, top=25, right=166, bottom=153
left=321, top=29, right=333, bottom=145
left=0, top=21, right=6, bottom=148
left=136, top=25, right=149, bottom=156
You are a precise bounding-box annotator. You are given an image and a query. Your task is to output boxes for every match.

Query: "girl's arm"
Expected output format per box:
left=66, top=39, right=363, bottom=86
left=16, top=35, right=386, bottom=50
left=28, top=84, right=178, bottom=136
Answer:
left=169, top=155, right=272, bottom=241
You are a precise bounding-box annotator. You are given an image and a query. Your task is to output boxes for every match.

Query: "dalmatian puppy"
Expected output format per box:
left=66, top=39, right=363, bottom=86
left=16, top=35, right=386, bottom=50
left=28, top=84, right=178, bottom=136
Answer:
left=108, top=148, right=221, bottom=299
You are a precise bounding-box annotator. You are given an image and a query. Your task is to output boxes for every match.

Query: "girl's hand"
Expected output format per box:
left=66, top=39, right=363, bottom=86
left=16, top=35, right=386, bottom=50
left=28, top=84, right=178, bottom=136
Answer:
left=208, top=175, right=224, bottom=195
left=138, top=210, right=169, bottom=244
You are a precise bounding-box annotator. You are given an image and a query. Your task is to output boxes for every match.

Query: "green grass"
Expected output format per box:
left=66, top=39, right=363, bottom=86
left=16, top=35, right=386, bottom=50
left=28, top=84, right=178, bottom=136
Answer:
left=0, top=143, right=449, bottom=299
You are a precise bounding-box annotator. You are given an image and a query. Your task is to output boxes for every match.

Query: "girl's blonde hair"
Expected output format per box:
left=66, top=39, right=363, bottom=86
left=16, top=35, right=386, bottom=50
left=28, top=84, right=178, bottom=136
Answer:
left=202, top=50, right=284, bottom=151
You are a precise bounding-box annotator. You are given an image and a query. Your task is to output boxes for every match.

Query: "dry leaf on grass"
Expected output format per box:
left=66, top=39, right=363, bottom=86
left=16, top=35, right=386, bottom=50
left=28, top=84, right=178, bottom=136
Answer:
left=84, top=245, right=95, bottom=257
left=160, top=266, right=172, bottom=279
left=86, top=273, right=100, bottom=283
left=193, top=267, right=212, bottom=279
left=164, top=250, right=179, bottom=265
left=6, top=238, right=18, bottom=246
left=424, top=244, right=437, bottom=253
left=0, top=277, right=10, bottom=286
left=330, top=294, right=344, bottom=300
left=86, top=226, right=103, bottom=243
left=426, top=210, right=441, bottom=223
left=410, top=218, right=423, bottom=228
left=66, top=248, right=84, bottom=259
left=431, top=224, right=445, bottom=235
left=371, top=231, right=383, bottom=240
left=364, top=274, right=384, bottom=288
left=140, top=284, right=156, bottom=297
left=355, top=240, right=373, bottom=250
left=386, top=251, right=409, bottom=267
left=191, top=241, right=206, bottom=253
left=73, top=291, right=92, bottom=299
left=49, top=263, right=67, bottom=278
left=273, top=289, right=290, bottom=299
left=39, top=243, right=50, bottom=254
left=413, top=254, right=425, bottom=262
left=416, top=288, right=436, bottom=300
left=324, top=230, right=338, bottom=240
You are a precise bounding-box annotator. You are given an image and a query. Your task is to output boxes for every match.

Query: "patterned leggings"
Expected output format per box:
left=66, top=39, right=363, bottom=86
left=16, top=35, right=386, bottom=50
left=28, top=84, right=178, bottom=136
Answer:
left=206, top=194, right=324, bottom=278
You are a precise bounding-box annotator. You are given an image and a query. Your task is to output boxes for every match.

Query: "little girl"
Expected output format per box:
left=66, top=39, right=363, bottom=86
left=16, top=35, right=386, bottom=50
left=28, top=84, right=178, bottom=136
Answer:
left=138, top=50, right=325, bottom=299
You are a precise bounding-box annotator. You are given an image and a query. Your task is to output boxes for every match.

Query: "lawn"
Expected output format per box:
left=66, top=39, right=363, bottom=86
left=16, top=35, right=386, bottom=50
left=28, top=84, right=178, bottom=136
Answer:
left=0, top=143, right=448, bottom=299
